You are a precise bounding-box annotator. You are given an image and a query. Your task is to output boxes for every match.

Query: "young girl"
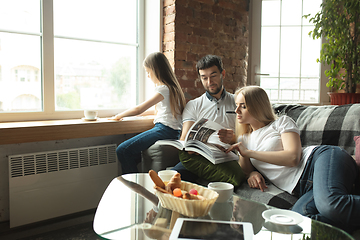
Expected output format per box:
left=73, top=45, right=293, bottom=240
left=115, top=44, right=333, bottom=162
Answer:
left=227, top=86, right=360, bottom=233
left=111, top=52, right=186, bottom=174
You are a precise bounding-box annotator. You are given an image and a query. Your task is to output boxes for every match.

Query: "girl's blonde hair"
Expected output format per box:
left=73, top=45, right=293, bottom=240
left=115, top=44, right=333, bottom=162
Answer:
left=143, top=52, right=186, bottom=117
left=234, top=86, right=277, bottom=137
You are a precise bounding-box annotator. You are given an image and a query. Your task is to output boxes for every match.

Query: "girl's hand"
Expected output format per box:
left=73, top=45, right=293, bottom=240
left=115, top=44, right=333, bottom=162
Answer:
left=108, top=115, right=123, bottom=121
left=248, top=171, right=267, bottom=192
left=218, top=129, right=235, bottom=144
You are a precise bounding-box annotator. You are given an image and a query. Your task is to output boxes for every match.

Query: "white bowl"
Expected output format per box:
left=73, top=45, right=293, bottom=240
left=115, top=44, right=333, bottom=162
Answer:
left=207, top=182, right=234, bottom=203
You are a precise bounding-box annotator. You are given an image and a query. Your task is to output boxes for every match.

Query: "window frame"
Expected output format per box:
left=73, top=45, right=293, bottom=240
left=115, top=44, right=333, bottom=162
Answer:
left=248, top=0, right=330, bottom=105
left=0, top=0, right=162, bottom=122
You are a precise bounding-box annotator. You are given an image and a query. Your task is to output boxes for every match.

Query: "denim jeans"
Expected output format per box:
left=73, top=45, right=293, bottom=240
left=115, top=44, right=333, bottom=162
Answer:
left=116, top=122, right=180, bottom=174
left=172, top=162, right=199, bottom=183
left=292, top=145, right=360, bottom=232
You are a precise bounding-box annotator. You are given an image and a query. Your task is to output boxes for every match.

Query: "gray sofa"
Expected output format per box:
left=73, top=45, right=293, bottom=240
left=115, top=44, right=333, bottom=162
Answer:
left=141, top=103, right=360, bottom=209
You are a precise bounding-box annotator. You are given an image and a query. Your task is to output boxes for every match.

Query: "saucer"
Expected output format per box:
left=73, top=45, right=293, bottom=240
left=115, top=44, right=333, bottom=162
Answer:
left=262, top=209, right=303, bottom=225
left=82, top=117, right=99, bottom=121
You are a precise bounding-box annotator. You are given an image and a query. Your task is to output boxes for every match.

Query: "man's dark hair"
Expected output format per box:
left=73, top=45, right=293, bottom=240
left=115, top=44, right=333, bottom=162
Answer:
left=196, top=55, right=224, bottom=76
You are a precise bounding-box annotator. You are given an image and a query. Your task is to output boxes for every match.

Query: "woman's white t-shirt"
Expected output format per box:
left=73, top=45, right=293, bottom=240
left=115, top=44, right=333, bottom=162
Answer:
left=153, top=85, right=182, bottom=130
left=238, top=115, right=316, bottom=194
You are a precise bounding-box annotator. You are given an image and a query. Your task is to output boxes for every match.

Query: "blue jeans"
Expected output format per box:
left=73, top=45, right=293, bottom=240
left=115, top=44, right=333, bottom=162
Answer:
left=116, top=123, right=180, bottom=174
left=172, top=162, right=199, bottom=183
left=292, top=145, right=360, bottom=232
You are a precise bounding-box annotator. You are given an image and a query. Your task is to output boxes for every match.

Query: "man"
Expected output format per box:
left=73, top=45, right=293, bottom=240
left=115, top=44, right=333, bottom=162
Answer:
left=172, top=54, right=238, bottom=182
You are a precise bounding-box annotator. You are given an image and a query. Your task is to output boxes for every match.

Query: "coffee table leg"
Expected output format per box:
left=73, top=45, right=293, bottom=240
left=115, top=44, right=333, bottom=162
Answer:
left=169, top=211, right=180, bottom=230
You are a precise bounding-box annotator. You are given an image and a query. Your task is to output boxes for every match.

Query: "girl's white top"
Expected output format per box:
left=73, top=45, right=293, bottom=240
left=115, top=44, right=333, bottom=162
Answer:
left=238, top=115, right=316, bottom=194
left=154, top=85, right=182, bottom=130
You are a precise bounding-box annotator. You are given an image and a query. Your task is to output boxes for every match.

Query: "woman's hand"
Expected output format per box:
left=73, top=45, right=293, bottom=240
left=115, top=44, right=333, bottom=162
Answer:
left=218, top=129, right=235, bottom=144
left=226, top=142, right=250, bottom=157
left=248, top=171, right=267, bottom=192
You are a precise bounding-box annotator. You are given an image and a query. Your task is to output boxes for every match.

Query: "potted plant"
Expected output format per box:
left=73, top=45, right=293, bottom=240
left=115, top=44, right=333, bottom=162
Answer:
left=305, top=0, right=360, bottom=105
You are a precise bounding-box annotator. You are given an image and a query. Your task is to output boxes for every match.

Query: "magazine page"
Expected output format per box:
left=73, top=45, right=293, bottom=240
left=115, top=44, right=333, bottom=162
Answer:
left=155, top=139, right=185, bottom=150
left=185, top=118, right=231, bottom=149
left=185, top=140, right=238, bottom=164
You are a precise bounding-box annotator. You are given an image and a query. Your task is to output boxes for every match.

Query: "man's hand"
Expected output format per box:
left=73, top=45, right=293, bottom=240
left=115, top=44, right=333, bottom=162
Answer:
left=248, top=171, right=267, bottom=192
left=218, top=129, right=235, bottom=144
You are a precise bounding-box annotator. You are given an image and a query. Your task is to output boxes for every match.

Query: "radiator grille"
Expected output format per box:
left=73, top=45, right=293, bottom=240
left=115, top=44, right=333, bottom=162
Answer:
left=9, top=144, right=117, bottom=178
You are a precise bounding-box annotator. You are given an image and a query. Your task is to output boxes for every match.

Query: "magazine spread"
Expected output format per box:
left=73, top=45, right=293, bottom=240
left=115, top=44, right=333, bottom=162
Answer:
left=156, top=118, right=238, bottom=164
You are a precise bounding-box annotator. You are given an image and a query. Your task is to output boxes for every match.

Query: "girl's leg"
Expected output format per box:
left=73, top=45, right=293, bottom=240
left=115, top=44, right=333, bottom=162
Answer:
left=117, top=123, right=180, bottom=174
left=312, top=145, right=360, bottom=232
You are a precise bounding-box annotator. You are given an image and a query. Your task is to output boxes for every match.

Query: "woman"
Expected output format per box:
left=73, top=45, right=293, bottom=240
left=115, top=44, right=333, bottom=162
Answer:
left=111, top=52, right=186, bottom=174
left=226, top=86, right=360, bottom=233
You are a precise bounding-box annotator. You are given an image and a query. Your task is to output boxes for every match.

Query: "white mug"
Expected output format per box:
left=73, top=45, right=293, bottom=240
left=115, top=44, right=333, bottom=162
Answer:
left=208, top=182, right=234, bottom=203
left=84, top=110, right=98, bottom=119
left=158, top=170, right=177, bottom=182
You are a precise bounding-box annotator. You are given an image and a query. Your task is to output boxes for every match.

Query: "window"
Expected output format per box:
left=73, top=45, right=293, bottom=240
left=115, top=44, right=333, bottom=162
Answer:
left=53, top=0, right=138, bottom=111
left=250, top=0, right=328, bottom=104
left=0, top=0, right=160, bottom=122
left=0, top=0, right=42, bottom=113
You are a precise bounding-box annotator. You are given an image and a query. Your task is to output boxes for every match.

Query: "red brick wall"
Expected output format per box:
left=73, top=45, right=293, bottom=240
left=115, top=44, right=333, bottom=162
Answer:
left=163, top=0, right=250, bottom=100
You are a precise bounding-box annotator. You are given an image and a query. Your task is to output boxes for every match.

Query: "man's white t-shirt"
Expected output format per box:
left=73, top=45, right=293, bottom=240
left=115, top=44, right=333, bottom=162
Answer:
left=154, top=85, right=182, bottom=130
left=182, top=90, right=237, bottom=131
left=239, top=115, right=316, bottom=194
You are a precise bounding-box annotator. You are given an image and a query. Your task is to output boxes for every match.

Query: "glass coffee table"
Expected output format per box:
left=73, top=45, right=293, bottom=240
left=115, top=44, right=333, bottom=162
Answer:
left=93, top=173, right=354, bottom=240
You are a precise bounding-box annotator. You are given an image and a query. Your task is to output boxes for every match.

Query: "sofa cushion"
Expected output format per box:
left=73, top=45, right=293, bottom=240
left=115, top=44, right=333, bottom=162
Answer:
left=179, top=151, right=246, bottom=187
left=274, top=103, right=360, bottom=155
left=140, top=142, right=180, bottom=172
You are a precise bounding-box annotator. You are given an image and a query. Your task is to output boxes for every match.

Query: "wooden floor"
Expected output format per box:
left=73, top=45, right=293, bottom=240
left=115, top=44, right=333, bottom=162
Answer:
left=0, top=209, right=101, bottom=240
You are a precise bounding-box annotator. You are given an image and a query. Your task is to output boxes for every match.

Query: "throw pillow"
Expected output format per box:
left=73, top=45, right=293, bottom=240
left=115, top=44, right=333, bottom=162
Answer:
left=354, top=136, right=360, bottom=168
left=179, top=151, right=246, bottom=187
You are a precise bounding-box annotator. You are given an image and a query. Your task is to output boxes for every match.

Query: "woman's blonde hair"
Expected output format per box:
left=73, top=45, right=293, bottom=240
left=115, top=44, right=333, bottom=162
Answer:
left=234, top=86, right=277, bottom=137
left=143, top=52, right=186, bottom=117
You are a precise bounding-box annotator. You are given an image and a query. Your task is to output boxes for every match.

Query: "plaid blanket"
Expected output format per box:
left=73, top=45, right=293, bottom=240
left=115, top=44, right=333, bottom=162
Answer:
left=273, top=103, right=360, bottom=155
left=235, top=182, right=298, bottom=209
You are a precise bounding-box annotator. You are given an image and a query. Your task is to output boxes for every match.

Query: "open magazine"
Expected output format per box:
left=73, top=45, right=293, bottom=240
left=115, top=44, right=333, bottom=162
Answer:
left=156, top=118, right=238, bottom=164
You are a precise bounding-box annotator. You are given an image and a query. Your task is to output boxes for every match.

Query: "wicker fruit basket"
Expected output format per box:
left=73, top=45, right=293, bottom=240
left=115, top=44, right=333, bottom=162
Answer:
left=155, top=181, right=219, bottom=217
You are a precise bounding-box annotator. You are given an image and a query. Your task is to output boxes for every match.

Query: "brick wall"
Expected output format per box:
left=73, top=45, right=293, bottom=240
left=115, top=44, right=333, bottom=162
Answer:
left=163, top=0, right=250, bottom=100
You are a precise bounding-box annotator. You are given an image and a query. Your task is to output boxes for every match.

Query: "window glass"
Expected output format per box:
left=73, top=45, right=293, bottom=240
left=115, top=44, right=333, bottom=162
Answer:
left=0, top=0, right=42, bottom=112
left=0, top=0, right=40, bottom=33
left=53, top=0, right=138, bottom=111
left=260, top=27, right=280, bottom=77
left=53, top=0, right=137, bottom=44
left=260, top=0, right=322, bottom=103
left=262, top=0, right=280, bottom=26
left=54, top=39, right=137, bottom=110
left=301, top=26, right=321, bottom=77
left=279, top=27, right=301, bottom=78
left=281, top=0, right=302, bottom=26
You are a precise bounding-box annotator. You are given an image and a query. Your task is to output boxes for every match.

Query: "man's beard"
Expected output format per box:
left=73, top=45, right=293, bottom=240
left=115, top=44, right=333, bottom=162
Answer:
left=206, top=76, right=224, bottom=96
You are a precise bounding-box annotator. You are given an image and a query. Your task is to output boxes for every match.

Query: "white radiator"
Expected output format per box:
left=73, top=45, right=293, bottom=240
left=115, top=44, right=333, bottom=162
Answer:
left=9, top=144, right=118, bottom=228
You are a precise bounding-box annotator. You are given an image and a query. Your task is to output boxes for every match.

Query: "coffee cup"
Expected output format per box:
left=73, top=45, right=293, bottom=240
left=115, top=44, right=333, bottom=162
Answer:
left=84, top=110, right=98, bottom=119
left=158, top=170, right=177, bottom=182
left=208, top=182, right=234, bottom=203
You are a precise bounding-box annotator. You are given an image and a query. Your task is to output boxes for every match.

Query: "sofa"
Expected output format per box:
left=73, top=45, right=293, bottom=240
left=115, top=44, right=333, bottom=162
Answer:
left=141, top=103, right=360, bottom=210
